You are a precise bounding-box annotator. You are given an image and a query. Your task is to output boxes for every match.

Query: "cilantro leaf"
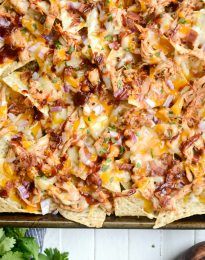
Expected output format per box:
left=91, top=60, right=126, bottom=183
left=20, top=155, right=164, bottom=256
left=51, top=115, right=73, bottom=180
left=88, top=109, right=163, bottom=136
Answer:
left=4, top=228, right=28, bottom=239
left=39, top=248, right=69, bottom=260
left=1, top=251, right=24, bottom=260
left=0, top=237, right=15, bottom=256
left=16, top=237, right=39, bottom=260
left=0, top=228, right=69, bottom=260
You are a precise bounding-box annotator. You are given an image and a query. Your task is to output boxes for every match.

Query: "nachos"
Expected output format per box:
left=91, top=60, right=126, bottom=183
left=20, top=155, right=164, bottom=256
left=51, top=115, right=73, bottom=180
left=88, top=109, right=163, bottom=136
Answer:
left=0, top=0, right=205, bottom=228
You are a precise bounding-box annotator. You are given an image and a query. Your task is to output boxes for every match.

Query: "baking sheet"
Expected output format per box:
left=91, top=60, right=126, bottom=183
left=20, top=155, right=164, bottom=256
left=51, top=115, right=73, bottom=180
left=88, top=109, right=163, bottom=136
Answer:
left=0, top=214, right=205, bottom=229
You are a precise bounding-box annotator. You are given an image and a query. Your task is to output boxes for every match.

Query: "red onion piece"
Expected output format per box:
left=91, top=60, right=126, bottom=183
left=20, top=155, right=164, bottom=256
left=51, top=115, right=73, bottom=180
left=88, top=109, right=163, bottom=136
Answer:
left=110, top=130, right=118, bottom=138
left=116, top=136, right=122, bottom=145
left=40, top=198, right=51, bottom=215
left=130, top=131, right=137, bottom=142
left=63, top=84, right=70, bottom=93
left=67, top=1, right=81, bottom=9
left=108, top=42, right=119, bottom=50
left=166, top=80, right=175, bottom=90
left=17, top=185, right=29, bottom=199
left=29, top=43, right=40, bottom=52
left=79, top=147, right=93, bottom=166
left=50, top=106, right=62, bottom=112
left=163, top=95, right=173, bottom=108
left=199, top=121, right=205, bottom=131
left=145, top=98, right=156, bottom=108
left=114, top=88, right=128, bottom=101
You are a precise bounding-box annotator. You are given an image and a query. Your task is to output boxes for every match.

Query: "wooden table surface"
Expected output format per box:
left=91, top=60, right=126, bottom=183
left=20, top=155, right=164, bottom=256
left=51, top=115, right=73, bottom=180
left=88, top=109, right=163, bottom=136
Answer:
left=43, top=229, right=205, bottom=260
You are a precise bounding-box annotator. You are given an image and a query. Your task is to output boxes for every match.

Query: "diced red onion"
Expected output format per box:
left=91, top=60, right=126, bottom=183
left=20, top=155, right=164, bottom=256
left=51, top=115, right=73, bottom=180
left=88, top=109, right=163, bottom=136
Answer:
left=40, top=198, right=51, bottom=215
left=108, top=42, right=115, bottom=49
left=63, top=84, right=70, bottom=93
left=199, top=121, right=205, bottom=131
left=67, top=1, right=81, bottom=9
left=93, top=104, right=103, bottom=115
left=114, top=89, right=123, bottom=98
left=38, top=48, right=48, bottom=59
left=153, top=116, right=158, bottom=124
left=130, top=131, right=137, bottom=142
left=29, top=43, right=40, bottom=52
left=114, top=88, right=128, bottom=100
left=17, top=120, right=28, bottom=131
left=50, top=106, right=62, bottom=112
left=79, top=147, right=93, bottom=166
left=166, top=80, right=175, bottom=90
left=32, top=72, right=39, bottom=80
left=110, top=130, right=118, bottom=138
left=163, top=95, right=173, bottom=108
left=17, top=185, right=29, bottom=199
left=0, top=17, right=10, bottom=27
left=108, top=42, right=120, bottom=50
left=8, top=113, right=17, bottom=122
left=145, top=98, right=156, bottom=108
left=116, top=137, right=122, bottom=145
left=22, top=181, right=30, bottom=188
left=42, top=34, right=53, bottom=42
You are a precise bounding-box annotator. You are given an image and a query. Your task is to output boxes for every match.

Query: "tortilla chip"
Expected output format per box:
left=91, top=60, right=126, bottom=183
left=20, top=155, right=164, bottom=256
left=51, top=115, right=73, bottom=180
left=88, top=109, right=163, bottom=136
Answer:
left=0, top=138, right=9, bottom=159
left=114, top=193, right=155, bottom=219
left=154, top=195, right=205, bottom=228
left=59, top=206, right=106, bottom=228
left=2, top=72, right=49, bottom=117
left=0, top=198, right=26, bottom=213
left=0, top=59, right=33, bottom=78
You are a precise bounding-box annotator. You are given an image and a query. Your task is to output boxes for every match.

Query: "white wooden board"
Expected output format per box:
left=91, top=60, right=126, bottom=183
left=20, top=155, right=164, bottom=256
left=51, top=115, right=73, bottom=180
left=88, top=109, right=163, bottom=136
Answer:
left=43, top=229, right=205, bottom=259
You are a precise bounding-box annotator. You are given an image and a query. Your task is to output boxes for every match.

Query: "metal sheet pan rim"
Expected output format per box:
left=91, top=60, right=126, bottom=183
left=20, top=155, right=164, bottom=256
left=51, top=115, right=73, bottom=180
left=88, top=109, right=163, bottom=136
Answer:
left=0, top=213, right=205, bottom=229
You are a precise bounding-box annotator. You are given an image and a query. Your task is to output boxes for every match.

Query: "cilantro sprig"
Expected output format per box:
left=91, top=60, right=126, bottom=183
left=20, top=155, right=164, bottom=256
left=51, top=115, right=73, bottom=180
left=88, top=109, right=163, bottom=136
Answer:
left=0, top=228, right=69, bottom=260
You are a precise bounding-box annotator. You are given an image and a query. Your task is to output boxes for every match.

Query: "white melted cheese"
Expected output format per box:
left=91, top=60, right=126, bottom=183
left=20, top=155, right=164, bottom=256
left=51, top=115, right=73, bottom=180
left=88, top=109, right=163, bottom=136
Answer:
left=87, top=8, right=105, bottom=55
left=192, top=10, right=205, bottom=48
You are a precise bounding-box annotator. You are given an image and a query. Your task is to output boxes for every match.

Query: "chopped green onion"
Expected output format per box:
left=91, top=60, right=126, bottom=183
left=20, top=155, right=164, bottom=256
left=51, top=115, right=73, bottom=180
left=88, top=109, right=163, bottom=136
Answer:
left=54, top=40, right=62, bottom=49
left=104, top=35, right=113, bottom=41
left=136, top=162, right=141, bottom=168
left=178, top=18, right=187, bottom=24
left=67, top=45, right=75, bottom=54
left=101, top=164, right=109, bottom=172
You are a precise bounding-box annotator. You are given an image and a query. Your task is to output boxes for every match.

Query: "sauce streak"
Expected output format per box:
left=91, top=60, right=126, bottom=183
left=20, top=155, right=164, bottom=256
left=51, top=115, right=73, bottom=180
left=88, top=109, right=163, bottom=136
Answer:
left=0, top=44, right=20, bottom=64
left=33, top=106, right=44, bottom=121
left=0, top=15, right=23, bottom=64
left=73, top=91, right=88, bottom=106
left=0, top=16, right=14, bottom=37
